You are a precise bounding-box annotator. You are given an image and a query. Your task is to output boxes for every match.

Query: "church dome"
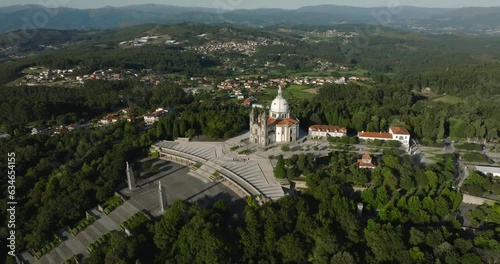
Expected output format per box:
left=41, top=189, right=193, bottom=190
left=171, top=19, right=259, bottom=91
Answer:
left=270, top=87, right=289, bottom=114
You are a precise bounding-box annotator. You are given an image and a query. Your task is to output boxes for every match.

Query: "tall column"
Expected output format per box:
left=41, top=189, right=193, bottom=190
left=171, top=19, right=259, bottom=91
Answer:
left=357, top=203, right=364, bottom=217
left=158, top=181, right=165, bottom=214
left=126, top=162, right=135, bottom=191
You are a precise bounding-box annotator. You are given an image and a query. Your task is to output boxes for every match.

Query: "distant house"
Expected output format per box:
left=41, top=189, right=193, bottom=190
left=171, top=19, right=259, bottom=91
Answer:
left=99, top=114, right=119, bottom=125
left=143, top=108, right=169, bottom=125
left=358, top=153, right=376, bottom=169
left=124, top=115, right=133, bottom=122
left=66, top=124, right=78, bottom=132
left=309, top=125, right=347, bottom=138
left=31, top=128, right=40, bottom=135
left=120, top=108, right=134, bottom=115
left=358, top=126, right=411, bottom=148
left=241, top=97, right=258, bottom=107
left=52, top=127, right=69, bottom=136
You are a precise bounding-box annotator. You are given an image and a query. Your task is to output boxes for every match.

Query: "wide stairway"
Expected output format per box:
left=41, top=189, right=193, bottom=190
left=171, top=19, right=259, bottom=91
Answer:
left=34, top=201, right=139, bottom=264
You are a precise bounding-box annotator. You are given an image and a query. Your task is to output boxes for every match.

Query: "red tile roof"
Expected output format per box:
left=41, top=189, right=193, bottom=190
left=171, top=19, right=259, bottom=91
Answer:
left=309, top=125, right=347, bottom=133
left=242, top=99, right=253, bottom=105
left=145, top=109, right=166, bottom=117
left=358, top=153, right=376, bottom=168
left=390, top=126, right=410, bottom=135
left=102, top=114, right=119, bottom=121
left=268, top=118, right=299, bottom=126
left=358, top=160, right=376, bottom=168
left=358, top=132, right=393, bottom=139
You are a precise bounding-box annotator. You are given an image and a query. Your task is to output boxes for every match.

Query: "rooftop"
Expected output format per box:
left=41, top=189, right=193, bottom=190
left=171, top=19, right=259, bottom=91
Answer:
left=475, top=166, right=500, bottom=176
left=268, top=117, right=299, bottom=126
left=390, top=126, right=410, bottom=135
left=358, top=153, right=376, bottom=168
left=309, top=125, right=347, bottom=133
left=145, top=108, right=167, bottom=117
left=358, top=131, right=393, bottom=139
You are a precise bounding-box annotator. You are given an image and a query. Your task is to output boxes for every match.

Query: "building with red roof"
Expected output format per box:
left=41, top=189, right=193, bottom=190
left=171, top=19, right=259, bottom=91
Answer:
left=358, top=126, right=411, bottom=148
left=309, top=125, right=347, bottom=138
left=143, top=108, right=169, bottom=125
left=358, top=153, right=376, bottom=169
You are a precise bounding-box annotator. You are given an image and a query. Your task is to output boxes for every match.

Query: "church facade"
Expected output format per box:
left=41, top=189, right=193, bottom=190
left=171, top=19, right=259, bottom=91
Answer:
left=249, top=87, right=300, bottom=146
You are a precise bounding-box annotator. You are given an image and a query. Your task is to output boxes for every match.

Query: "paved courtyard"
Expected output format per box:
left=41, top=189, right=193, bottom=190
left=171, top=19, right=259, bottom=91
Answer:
left=122, top=160, right=243, bottom=217
left=21, top=160, right=242, bottom=264
left=153, top=137, right=287, bottom=201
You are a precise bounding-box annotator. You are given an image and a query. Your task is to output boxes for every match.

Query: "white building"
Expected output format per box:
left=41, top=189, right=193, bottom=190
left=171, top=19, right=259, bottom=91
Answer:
left=475, top=166, right=500, bottom=178
left=143, top=108, right=168, bottom=125
left=309, top=125, right=347, bottom=138
left=249, top=87, right=300, bottom=146
left=389, top=127, right=411, bottom=147
left=358, top=126, right=411, bottom=148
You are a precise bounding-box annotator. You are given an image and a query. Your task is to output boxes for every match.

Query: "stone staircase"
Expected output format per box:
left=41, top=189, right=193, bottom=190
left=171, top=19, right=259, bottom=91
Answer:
left=32, top=202, right=140, bottom=264
left=189, top=163, right=218, bottom=183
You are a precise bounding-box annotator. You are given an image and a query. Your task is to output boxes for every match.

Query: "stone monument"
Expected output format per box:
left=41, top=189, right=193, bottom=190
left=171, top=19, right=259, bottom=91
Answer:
left=126, top=162, right=135, bottom=191
left=158, top=181, right=165, bottom=213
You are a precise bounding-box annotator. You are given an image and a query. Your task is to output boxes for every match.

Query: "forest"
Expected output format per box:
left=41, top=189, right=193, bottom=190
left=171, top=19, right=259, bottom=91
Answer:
left=294, top=82, right=499, bottom=143
left=74, top=151, right=499, bottom=264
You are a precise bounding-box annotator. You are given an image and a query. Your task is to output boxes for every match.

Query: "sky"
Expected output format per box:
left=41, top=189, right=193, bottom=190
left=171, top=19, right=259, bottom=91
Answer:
left=0, top=0, right=498, bottom=9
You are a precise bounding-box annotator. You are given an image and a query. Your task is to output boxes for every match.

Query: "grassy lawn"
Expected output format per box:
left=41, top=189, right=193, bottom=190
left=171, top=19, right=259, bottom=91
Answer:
left=455, top=143, right=483, bottom=151
left=431, top=95, right=463, bottom=105
left=257, top=85, right=317, bottom=102
left=286, top=84, right=318, bottom=100
left=165, top=73, right=185, bottom=79
left=338, top=68, right=369, bottom=77
left=426, top=154, right=443, bottom=162
left=421, top=91, right=463, bottom=105
left=289, top=71, right=331, bottom=77
left=462, top=153, right=493, bottom=164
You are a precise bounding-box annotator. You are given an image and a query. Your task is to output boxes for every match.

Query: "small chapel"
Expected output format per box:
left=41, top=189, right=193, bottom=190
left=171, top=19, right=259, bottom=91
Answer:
left=249, top=87, right=300, bottom=146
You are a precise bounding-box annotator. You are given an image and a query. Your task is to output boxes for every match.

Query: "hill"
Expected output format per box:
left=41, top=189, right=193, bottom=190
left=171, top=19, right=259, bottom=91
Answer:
left=0, top=4, right=499, bottom=34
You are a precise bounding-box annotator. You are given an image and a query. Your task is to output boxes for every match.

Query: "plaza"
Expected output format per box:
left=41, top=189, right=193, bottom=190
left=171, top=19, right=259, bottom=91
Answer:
left=151, top=136, right=287, bottom=203
left=20, top=158, right=244, bottom=264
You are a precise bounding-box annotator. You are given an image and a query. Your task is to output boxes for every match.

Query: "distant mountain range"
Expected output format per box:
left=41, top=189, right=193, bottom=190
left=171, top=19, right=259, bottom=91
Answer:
left=0, top=4, right=499, bottom=34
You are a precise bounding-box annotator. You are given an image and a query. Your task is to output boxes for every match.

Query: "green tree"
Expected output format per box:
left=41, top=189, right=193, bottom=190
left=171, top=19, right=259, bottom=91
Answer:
left=154, top=201, right=188, bottom=253
left=274, top=155, right=286, bottom=179
left=409, top=247, right=425, bottom=263
left=364, top=221, right=410, bottom=263
left=330, top=251, right=355, bottom=264
left=185, top=128, right=196, bottom=138
left=277, top=233, right=307, bottom=263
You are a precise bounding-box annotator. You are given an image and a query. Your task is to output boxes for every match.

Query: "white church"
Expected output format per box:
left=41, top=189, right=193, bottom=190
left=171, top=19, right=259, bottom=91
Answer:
left=249, top=87, right=300, bottom=146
